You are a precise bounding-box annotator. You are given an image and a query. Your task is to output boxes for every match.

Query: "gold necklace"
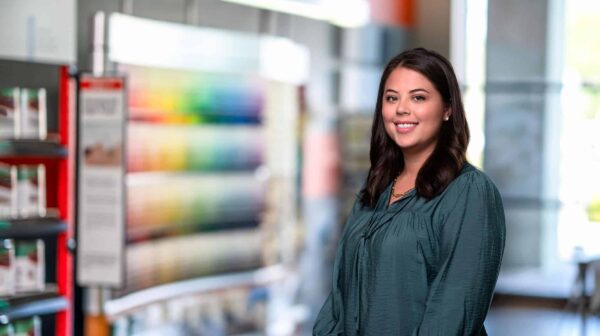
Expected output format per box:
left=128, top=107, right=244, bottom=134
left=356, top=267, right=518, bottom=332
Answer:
left=391, top=176, right=415, bottom=199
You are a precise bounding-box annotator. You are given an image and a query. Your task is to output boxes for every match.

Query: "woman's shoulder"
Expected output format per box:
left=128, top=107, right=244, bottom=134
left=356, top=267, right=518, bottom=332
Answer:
left=457, top=162, right=496, bottom=183
left=437, top=162, right=501, bottom=202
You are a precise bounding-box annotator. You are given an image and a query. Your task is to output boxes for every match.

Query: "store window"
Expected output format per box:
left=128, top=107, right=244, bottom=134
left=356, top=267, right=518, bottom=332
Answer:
left=557, top=0, right=600, bottom=260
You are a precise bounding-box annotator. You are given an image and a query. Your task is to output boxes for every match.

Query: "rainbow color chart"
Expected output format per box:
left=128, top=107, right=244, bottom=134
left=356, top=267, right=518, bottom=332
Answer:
left=127, top=173, right=265, bottom=242
left=118, top=59, right=272, bottom=292
left=119, top=64, right=264, bottom=124
left=127, top=123, right=264, bottom=172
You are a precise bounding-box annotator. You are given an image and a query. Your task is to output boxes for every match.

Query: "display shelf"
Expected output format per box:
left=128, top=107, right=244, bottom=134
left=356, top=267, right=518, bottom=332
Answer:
left=104, top=264, right=287, bottom=320
left=0, top=216, right=67, bottom=239
left=119, top=228, right=264, bottom=296
left=126, top=172, right=265, bottom=240
left=0, top=288, right=68, bottom=324
left=0, top=140, right=67, bottom=158
left=0, top=65, right=74, bottom=335
left=127, top=218, right=260, bottom=243
left=126, top=170, right=264, bottom=183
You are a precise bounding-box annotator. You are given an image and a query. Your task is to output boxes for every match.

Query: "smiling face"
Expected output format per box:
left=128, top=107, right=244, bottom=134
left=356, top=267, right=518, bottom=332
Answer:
left=382, top=67, right=451, bottom=156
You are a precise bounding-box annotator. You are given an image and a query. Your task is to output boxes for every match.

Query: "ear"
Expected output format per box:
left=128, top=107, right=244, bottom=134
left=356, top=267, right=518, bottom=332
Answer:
left=444, top=106, right=452, bottom=121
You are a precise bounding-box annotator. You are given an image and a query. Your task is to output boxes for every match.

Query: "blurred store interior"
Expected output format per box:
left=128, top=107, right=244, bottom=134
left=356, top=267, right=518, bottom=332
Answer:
left=1, top=0, right=600, bottom=335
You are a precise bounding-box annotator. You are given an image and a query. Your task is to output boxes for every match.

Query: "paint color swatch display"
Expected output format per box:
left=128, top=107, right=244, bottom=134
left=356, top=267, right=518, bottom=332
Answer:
left=121, top=229, right=262, bottom=295
left=120, top=64, right=264, bottom=124
left=127, top=173, right=265, bottom=242
left=128, top=123, right=263, bottom=172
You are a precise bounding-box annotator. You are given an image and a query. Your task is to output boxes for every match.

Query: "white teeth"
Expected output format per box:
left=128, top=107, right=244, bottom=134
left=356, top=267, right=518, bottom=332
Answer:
left=396, top=123, right=416, bottom=128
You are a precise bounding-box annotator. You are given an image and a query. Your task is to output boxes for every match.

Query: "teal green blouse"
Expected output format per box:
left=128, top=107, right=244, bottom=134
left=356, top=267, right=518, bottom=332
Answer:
left=313, top=163, right=505, bottom=336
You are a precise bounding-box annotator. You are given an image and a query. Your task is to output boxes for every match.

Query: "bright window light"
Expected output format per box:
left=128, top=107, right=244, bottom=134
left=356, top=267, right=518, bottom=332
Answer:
left=220, top=0, right=370, bottom=28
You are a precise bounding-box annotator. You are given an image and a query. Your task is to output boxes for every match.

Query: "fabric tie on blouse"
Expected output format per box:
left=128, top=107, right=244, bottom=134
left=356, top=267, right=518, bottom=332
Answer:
left=352, top=193, right=413, bottom=333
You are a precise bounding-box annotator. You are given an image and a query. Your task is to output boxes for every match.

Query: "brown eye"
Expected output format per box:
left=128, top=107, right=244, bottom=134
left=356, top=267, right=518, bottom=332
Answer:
left=412, top=95, right=426, bottom=102
left=385, top=95, right=398, bottom=103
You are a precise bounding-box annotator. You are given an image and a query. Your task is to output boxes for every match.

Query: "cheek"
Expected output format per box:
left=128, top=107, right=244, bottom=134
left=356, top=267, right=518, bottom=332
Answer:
left=421, top=119, right=444, bottom=139
left=382, top=115, right=396, bottom=136
left=418, top=105, right=444, bottom=124
left=381, top=106, right=394, bottom=120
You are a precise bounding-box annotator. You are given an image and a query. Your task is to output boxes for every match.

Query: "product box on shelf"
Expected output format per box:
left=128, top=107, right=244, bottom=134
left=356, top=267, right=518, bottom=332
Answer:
left=13, top=316, right=41, bottom=336
left=0, top=324, right=14, bottom=336
left=0, top=88, right=19, bottom=139
left=14, top=239, right=45, bottom=293
left=0, top=164, right=17, bottom=219
left=15, top=165, right=46, bottom=218
left=0, top=87, right=47, bottom=140
left=0, top=239, right=15, bottom=297
left=19, top=89, right=47, bottom=140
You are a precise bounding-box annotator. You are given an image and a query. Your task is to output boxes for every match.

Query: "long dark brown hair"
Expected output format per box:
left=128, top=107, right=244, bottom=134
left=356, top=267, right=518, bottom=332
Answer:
left=359, top=47, right=470, bottom=208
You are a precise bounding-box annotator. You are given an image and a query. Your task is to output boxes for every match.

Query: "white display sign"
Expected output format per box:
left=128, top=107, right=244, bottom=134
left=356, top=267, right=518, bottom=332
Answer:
left=0, top=0, right=76, bottom=64
left=108, top=13, right=309, bottom=85
left=77, top=75, right=126, bottom=287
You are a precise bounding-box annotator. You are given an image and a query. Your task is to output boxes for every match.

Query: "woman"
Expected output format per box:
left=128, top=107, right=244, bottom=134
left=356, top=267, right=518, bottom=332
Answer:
left=313, top=48, right=505, bottom=336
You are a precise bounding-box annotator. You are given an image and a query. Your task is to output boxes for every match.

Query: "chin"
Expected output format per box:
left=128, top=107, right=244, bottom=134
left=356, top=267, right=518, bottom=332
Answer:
left=392, top=139, right=416, bottom=150
left=398, top=144, right=418, bottom=151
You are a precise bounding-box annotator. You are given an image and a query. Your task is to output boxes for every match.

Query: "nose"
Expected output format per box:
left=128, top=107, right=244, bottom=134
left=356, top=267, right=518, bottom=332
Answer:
left=395, top=98, right=410, bottom=116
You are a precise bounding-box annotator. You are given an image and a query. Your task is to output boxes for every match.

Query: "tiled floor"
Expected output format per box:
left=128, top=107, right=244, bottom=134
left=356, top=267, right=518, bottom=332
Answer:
left=485, top=264, right=600, bottom=335
left=486, top=305, right=600, bottom=336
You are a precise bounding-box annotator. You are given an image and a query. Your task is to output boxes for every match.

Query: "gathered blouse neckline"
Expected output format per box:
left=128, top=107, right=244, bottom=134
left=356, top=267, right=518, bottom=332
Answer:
left=381, top=163, right=477, bottom=211
left=382, top=182, right=417, bottom=211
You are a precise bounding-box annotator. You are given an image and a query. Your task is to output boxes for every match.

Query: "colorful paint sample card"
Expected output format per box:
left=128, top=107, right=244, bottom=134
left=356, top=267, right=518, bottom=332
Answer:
left=119, top=64, right=265, bottom=124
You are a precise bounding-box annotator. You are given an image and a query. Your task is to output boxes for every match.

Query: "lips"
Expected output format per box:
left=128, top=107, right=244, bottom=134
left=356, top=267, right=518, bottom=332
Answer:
left=393, top=121, right=418, bottom=134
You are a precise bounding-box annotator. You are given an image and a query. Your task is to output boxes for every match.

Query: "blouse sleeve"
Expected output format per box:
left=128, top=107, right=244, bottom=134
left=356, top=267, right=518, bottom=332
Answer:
left=412, top=172, right=506, bottom=336
left=313, top=200, right=361, bottom=335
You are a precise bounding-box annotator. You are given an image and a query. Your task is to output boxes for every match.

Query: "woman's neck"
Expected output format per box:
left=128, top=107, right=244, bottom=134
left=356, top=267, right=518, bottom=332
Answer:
left=401, top=145, right=435, bottom=179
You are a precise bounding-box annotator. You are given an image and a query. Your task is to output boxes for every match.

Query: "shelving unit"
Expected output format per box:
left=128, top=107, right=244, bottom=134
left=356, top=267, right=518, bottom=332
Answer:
left=0, top=65, right=75, bottom=335
left=0, top=140, right=67, bottom=158
left=0, top=217, right=67, bottom=239
left=77, top=12, right=307, bottom=334
left=0, top=289, right=68, bottom=325
left=104, top=264, right=286, bottom=320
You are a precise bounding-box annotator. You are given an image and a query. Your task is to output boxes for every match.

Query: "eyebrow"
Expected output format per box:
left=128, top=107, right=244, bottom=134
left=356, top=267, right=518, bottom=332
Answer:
left=384, top=88, right=430, bottom=94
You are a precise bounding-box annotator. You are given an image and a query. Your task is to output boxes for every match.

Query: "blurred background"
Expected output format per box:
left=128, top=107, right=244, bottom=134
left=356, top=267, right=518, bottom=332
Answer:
left=0, top=0, right=599, bottom=335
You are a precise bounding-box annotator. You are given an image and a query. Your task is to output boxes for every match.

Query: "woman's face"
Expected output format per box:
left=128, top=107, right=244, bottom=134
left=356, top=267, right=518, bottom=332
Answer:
left=382, top=67, right=450, bottom=155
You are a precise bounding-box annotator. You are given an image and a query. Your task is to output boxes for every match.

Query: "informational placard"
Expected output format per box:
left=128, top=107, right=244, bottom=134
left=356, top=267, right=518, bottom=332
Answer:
left=77, top=75, right=126, bottom=287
